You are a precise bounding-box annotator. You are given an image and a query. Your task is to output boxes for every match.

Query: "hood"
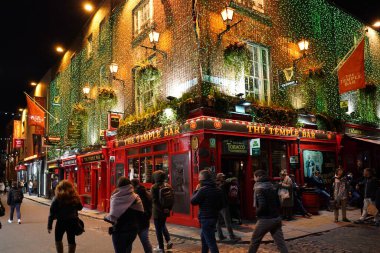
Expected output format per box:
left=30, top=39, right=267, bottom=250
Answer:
left=152, top=170, right=166, bottom=183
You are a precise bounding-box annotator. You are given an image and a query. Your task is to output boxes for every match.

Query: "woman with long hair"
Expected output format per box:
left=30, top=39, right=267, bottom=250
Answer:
left=105, top=176, right=144, bottom=253
left=48, top=180, right=83, bottom=253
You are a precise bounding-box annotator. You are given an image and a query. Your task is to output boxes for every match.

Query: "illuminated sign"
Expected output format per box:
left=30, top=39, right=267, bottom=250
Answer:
left=82, top=153, right=104, bottom=163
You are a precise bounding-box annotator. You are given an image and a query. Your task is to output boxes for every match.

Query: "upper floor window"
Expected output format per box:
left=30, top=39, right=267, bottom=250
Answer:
left=245, top=43, right=270, bottom=103
left=99, top=19, right=106, bottom=48
left=87, top=34, right=93, bottom=59
left=133, top=0, right=153, bottom=37
left=235, top=0, right=265, bottom=13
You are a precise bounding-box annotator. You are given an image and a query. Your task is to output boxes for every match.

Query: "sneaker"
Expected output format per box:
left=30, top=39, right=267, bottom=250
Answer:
left=166, top=241, right=173, bottom=250
left=18, top=219, right=21, bottom=224
left=153, top=247, right=163, bottom=253
left=8, top=219, right=12, bottom=224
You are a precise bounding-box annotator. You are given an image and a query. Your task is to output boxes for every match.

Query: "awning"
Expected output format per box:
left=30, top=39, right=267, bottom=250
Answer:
left=348, top=136, right=380, bottom=145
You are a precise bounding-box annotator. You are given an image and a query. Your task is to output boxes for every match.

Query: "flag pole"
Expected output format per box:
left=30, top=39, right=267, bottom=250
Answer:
left=331, top=33, right=366, bottom=74
left=24, top=92, right=58, bottom=122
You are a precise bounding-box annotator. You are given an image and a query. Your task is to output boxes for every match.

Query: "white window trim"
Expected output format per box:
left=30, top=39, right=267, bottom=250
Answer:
left=133, top=0, right=154, bottom=37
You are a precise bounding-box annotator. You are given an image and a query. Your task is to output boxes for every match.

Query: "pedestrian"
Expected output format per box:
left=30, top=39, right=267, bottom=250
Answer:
left=346, top=173, right=362, bottom=208
left=28, top=180, right=33, bottom=196
left=248, top=170, right=288, bottom=253
left=7, top=181, right=24, bottom=224
left=333, top=166, right=350, bottom=222
left=0, top=180, right=5, bottom=195
left=215, top=173, right=241, bottom=241
left=0, top=197, right=5, bottom=229
left=104, top=177, right=144, bottom=253
left=52, top=176, right=59, bottom=197
left=354, top=168, right=379, bottom=226
left=151, top=170, right=174, bottom=253
left=227, top=177, right=242, bottom=225
left=191, top=169, right=224, bottom=253
left=131, top=178, right=153, bottom=253
left=309, top=170, right=332, bottom=211
left=47, top=180, right=83, bottom=253
left=289, top=174, right=311, bottom=218
left=19, top=180, right=25, bottom=193
left=278, top=170, right=294, bottom=221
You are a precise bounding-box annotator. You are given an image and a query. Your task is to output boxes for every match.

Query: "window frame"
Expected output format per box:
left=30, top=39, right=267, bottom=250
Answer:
left=132, top=0, right=153, bottom=37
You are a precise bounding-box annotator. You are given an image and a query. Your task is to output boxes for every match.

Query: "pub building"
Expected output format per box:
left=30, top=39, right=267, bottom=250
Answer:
left=60, top=155, right=78, bottom=186
left=109, top=116, right=337, bottom=226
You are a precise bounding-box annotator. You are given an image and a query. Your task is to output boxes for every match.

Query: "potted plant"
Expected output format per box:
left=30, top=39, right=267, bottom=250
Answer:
left=97, top=86, right=117, bottom=109
left=224, top=41, right=251, bottom=73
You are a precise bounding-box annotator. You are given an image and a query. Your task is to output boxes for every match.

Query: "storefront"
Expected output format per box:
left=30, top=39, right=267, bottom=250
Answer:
left=15, top=164, right=27, bottom=182
left=77, top=150, right=109, bottom=212
left=46, top=159, right=60, bottom=198
left=340, top=124, right=380, bottom=178
left=24, top=155, right=46, bottom=197
left=111, top=116, right=337, bottom=226
left=61, top=156, right=78, bottom=188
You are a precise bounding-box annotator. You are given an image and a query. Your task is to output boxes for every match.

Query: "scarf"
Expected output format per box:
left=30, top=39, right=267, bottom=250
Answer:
left=253, top=179, right=274, bottom=207
left=105, top=185, right=144, bottom=223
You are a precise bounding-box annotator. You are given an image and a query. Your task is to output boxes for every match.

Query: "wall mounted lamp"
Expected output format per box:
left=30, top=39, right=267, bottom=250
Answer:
left=218, top=6, right=243, bottom=41
left=293, top=38, right=311, bottom=68
left=109, top=62, right=125, bottom=85
left=140, top=28, right=167, bottom=58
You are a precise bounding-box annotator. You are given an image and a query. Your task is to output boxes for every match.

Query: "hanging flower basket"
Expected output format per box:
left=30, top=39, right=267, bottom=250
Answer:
left=224, top=41, right=250, bottom=71
left=136, top=61, right=161, bottom=83
left=97, top=86, right=117, bottom=109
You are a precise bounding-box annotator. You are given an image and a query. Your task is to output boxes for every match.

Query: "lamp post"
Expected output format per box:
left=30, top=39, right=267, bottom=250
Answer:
left=108, top=62, right=125, bottom=113
left=218, top=6, right=242, bottom=41
left=293, top=39, right=311, bottom=68
left=140, top=28, right=167, bottom=58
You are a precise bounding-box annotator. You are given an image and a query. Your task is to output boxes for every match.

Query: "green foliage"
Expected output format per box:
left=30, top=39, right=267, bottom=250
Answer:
left=224, top=41, right=251, bottom=76
left=97, top=86, right=118, bottom=110
left=251, top=105, right=298, bottom=126
left=135, top=61, right=161, bottom=84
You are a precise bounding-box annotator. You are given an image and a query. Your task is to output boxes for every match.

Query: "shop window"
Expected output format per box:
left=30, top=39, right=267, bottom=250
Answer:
left=140, top=146, right=151, bottom=153
left=115, top=163, right=125, bottom=185
left=234, top=0, right=265, bottom=13
left=128, top=148, right=139, bottom=155
left=84, top=167, right=91, bottom=193
left=140, top=156, right=153, bottom=183
left=154, top=143, right=167, bottom=152
left=245, top=43, right=270, bottom=103
left=133, top=0, right=152, bottom=37
left=271, top=141, right=287, bottom=178
left=128, top=158, right=140, bottom=180
left=155, top=154, right=169, bottom=179
left=303, top=150, right=335, bottom=186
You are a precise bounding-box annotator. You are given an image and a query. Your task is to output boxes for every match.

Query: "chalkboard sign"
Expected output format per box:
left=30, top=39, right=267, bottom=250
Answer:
left=67, top=120, right=82, bottom=140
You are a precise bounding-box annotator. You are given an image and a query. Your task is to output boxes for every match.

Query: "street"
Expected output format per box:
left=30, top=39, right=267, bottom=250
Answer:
left=1, top=196, right=380, bottom=253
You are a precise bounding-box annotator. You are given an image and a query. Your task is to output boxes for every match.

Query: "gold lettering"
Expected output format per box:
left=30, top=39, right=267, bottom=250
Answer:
left=174, top=126, right=180, bottom=134
left=148, top=132, right=153, bottom=140
left=294, top=129, right=299, bottom=137
left=279, top=128, right=286, bottom=135
left=156, top=130, right=161, bottom=138
left=269, top=127, right=274, bottom=134
left=311, top=132, right=316, bottom=139
left=169, top=128, right=174, bottom=135
left=261, top=127, right=266, bottom=134
left=286, top=129, right=292, bottom=136
left=275, top=128, right=280, bottom=135
left=247, top=125, right=254, bottom=133
left=253, top=126, right=260, bottom=133
left=164, top=129, right=169, bottom=137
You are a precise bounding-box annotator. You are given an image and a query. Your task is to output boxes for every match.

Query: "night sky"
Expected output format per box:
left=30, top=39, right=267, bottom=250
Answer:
left=0, top=0, right=379, bottom=137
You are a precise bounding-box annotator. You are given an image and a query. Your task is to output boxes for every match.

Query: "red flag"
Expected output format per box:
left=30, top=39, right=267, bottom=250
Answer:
left=338, top=38, right=366, bottom=94
left=26, top=95, right=45, bottom=128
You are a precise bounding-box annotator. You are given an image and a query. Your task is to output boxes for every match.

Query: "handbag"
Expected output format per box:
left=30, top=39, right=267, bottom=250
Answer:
left=74, top=217, right=85, bottom=236
left=367, top=203, right=379, bottom=216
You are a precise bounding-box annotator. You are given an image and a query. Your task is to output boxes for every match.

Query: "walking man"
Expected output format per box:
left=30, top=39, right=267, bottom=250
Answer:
left=333, top=166, right=350, bottom=222
left=248, top=170, right=288, bottom=253
left=7, top=181, right=24, bottom=224
left=191, top=170, right=224, bottom=253
left=215, top=173, right=240, bottom=241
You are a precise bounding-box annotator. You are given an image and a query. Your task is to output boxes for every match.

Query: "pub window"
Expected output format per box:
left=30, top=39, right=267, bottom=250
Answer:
left=133, top=0, right=152, bottom=37
left=153, top=143, right=167, bottom=152
left=154, top=154, right=169, bottom=180
left=128, top=148, right=139, bottom=155
left=234, top=0, right=265, bottom=13
left=140, top=156, right=153, bottom=183
left=245, top=43, right=270, bottom=103
left=303, top=150, right=335, bottom=187
left=115, top=163, right=125, bottom=185
left=140, top=146, right=151, bottom=153
left=84, top=167, right=91, bottom=193
left=271, top=141, right=287, bottom=178
left=128, top=158, right=140, bottom=180
left=87, top=34, right=93, bottom=59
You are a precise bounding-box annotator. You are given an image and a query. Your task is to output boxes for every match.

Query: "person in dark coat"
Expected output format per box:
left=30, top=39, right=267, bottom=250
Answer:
left=131, top=178, right=153, bottom=253
left=7, top=181, right=24, bottom=224
left=151, top=170, right=173, bottom=252
left=48, top=180, right=83, bottom=253
left=105, top=177, right=144, bottom=253
left=354, top=168, right=379, bottom=225
left=248, top=170, right=288, bottom=253
left=191, top=169, right=224, bottom=253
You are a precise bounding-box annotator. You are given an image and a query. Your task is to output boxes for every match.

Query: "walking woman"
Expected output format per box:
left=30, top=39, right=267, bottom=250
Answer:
left=105, top=177, right=144, bottom=253
left=333, top=166, right=350, bottom=222
left=278, top=170, right=294, bottom=221
left=47, top=180, right=83, bottom=253
left=7, top=181, right=24, bottom=224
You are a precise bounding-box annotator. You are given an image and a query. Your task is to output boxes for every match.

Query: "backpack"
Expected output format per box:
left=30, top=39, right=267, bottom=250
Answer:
left=159, top=183, right=175, bottom=210
left=13, top=189, right=23, bottom=203
left=228, top=184, right=239, bottom=202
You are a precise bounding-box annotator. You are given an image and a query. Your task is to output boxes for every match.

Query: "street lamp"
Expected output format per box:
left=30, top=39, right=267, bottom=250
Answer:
left=109, top=62, right=119, bottom=75
left=56, top=46, right=64, bottom=53
left=298, top=39, right=310, bottom=53
left=140, top=28, right=167, bottom=58
left=83, top=2, right=94, bottom=12
left=31, top=82, right=37, bottom=86
left=218, top=6, right=242, bottom=41
left=82, top=84, right=93, bottom=102
left=373, top=21, right=380, bottom=28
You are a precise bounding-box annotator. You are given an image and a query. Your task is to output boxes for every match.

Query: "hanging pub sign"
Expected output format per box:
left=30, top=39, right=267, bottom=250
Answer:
left=222, top=139, right=249, bottom=155
left=67, top=120, right=82, bottom=140
left=108, top=112, right=122, bottom=130
left=278, top=67, right=298, bottom=90
left=44, top=136, right=61, bottom=146
left=82, top=153, right=104, bottom=163
left=340, top=100, right=349, bottom=112
left=62, top=159, right=77, bottom=166
left=13, top=139, right=24, bottom=149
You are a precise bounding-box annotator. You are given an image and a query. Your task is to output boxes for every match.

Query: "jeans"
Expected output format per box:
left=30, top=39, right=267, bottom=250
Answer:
left=359, top=198, right=379, bottom=222
left=9, top=203, right=21, bottom=220
left=154, top=217, right=170, bottom=250
left=55, top=219, right=77, bottom=245
left=216, top=207, right=235, bottom=239
left=334, top=199, right=347, bottom=220
left=28, top=188, right=32, bottom=196
left=138, top=227, right=153, bottom=253
left=200, top=218, right=219, bottom=253
left=248, top=217, right=288, bottom=253
left=112, top=229, right=138, bottom=253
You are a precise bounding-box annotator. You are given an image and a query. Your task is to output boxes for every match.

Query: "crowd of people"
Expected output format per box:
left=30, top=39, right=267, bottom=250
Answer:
left=1, top=165, right=380, bottom=253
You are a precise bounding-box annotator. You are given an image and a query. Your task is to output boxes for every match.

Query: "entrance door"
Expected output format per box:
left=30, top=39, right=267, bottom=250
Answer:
left=221, top=157, right=248, bottom=219
left=91, top=168, right=98, bottom=209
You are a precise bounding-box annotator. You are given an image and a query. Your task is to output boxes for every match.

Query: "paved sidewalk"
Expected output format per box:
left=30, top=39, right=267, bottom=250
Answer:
left=25, top=194, right=361, bottom=244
